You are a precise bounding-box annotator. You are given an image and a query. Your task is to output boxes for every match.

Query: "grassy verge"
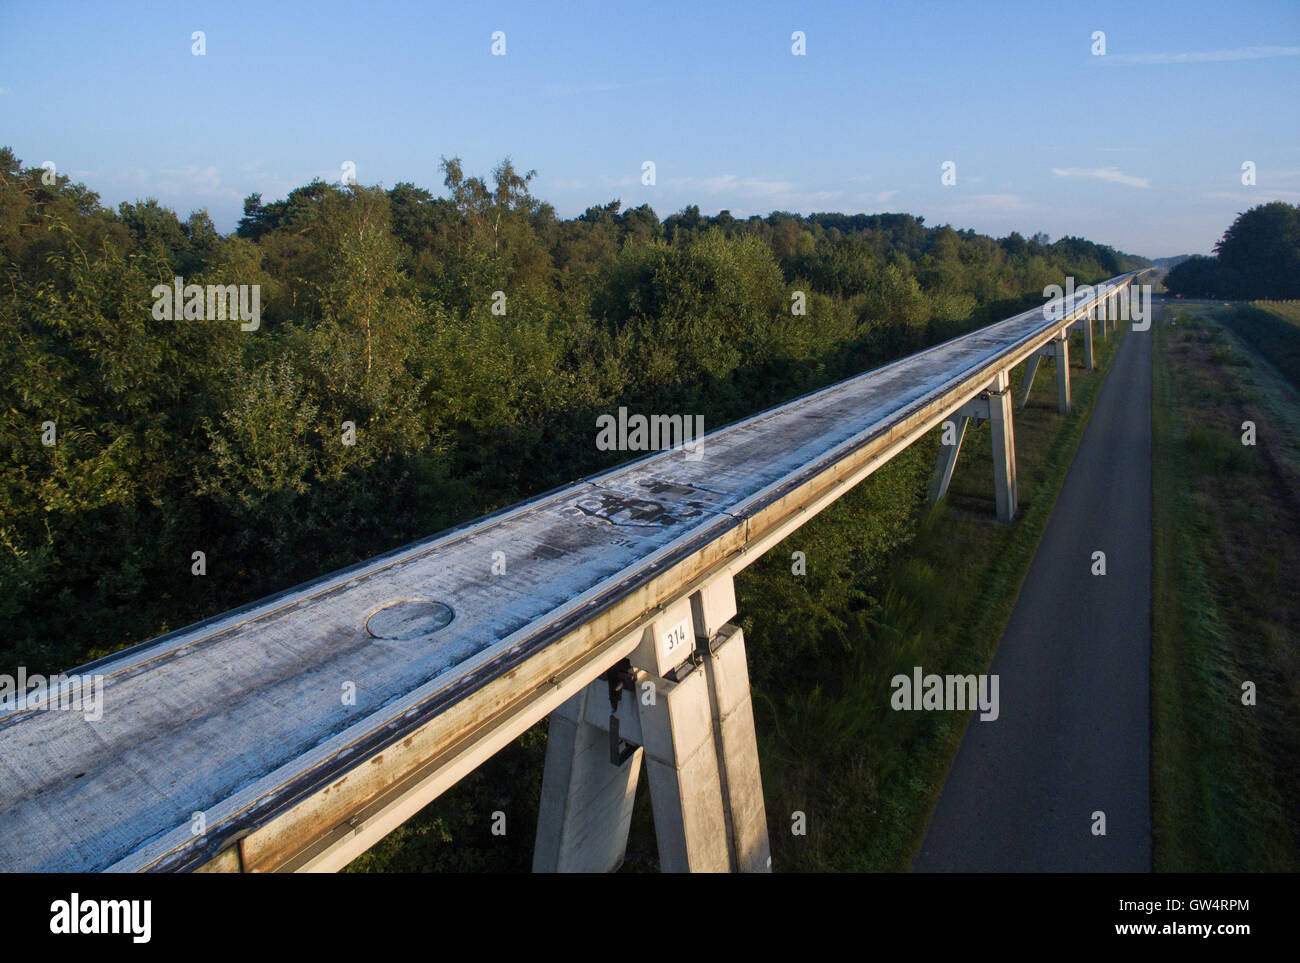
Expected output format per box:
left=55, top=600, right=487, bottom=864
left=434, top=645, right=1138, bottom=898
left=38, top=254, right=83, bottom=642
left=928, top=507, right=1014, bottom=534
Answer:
left=1150, top=301, right=1300, bottom=871
left=1215, top=300, right=1300, bottom=390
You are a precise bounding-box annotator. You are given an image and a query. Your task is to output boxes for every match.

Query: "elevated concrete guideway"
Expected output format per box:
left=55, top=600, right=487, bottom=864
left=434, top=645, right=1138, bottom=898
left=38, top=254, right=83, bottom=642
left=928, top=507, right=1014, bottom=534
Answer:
left=0, top=272, right=1149, bottom=873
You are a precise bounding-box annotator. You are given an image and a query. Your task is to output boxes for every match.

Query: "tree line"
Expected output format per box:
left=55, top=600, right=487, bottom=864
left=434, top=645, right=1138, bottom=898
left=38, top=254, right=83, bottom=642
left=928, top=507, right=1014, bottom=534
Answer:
left=0, top=147, right=1147, bottom=672
left=1163, top=202, right=1300, bottom=299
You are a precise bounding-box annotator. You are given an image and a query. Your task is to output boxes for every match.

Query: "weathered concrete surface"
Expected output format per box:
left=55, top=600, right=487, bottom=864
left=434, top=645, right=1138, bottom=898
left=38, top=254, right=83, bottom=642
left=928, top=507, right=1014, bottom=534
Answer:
left=989, top=370, right=1018, bottom=522
left=640, top=664, right=731, bottom=872
left=914, top=318, right=1153, bottom=872
left=532, top=682, right=643, bottom=873
left=702, top=625, right=771, bottom=872
left=1053, top=334, right=1072, bottom=414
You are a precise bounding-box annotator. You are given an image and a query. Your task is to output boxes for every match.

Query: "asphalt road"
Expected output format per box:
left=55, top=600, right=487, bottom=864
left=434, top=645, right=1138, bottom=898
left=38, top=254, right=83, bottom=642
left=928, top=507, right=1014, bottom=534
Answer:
left=914, top=316, right=1153, bottom=872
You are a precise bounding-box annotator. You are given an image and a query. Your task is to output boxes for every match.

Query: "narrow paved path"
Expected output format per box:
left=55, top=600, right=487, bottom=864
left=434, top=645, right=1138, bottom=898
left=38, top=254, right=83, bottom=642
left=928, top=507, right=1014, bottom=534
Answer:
left=914, top=319, right=1153, bottom=872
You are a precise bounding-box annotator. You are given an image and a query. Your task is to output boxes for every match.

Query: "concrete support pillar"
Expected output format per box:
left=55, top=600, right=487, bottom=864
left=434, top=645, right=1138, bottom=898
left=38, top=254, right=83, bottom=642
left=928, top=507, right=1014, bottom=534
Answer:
left=988, top=369, right=1018, bottom=523
left=640, top=659, right=732, bottom=872
left=928, top=415, right=970, bottom=502
left=1017, top=355, right=1041, bottom=410
left=928, top=380, right=1014, bottom=521
left=534, top=573, right=771, bottom=874
left=1082, top=312, right=1095, bottom=371
left=1053, top=333, right=1071, bottom=414
left=699, top=624, right=770, bottom=873
left=533, top=682, right=643, bottom=873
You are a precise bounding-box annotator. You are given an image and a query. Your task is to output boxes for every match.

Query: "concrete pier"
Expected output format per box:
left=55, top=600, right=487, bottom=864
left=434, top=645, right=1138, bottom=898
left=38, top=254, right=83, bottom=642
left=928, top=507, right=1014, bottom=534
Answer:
left=927, top=370, right=1018, bottom=522
left=989, top=369, right=1018, bottom=522
left=533, top=574, right=771, bottom=873
left=533, top=682, right=644, bottom=873
left=928, top=415, right=971, bottom=503
left=1052, top=333, right=1071, bottom=414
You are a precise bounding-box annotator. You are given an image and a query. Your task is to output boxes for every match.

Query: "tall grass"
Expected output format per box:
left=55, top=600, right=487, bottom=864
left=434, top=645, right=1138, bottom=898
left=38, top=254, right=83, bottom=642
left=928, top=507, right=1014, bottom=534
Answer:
left=1151, top=304, right=1299, bottom=871
left=1216, top=302, right=1300, bottom=389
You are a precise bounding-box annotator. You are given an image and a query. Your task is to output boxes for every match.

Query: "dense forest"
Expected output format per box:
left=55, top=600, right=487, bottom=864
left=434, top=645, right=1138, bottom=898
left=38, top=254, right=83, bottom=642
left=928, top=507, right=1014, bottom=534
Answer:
left=1163, top=201, right=1300, bottom=299
left=0, top=147, right=1148, bottom=673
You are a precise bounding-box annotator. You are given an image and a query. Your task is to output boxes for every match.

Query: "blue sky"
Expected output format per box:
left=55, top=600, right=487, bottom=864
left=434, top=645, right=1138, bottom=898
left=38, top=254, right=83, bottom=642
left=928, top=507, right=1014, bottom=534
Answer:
left=2, top=0, right=1298, bottom=257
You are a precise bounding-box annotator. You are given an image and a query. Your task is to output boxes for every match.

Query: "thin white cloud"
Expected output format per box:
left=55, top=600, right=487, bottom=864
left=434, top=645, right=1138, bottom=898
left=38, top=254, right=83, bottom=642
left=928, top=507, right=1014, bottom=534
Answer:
left=1206, top=190, right=1300, bottom=201
left=309, top=167, right=353, bottom=186
left=1052, top=166, right=1150, bottom=188
left=160, top=165, right=227, bottom=195
left=1099, top=44, right=1300, bottom=65
left=940, top=193, right=1036, bottom=216
left=111, top=165, right=244, bottom=203
left=920, top=196, right=1041, bottom=232
left=855, top=190, right=900, bottom=204
left=1098, top=147, right=1147, bottom=153
left=664, top=173, right=842, bottom=208
left=667, top=174, right=790, bottom=195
